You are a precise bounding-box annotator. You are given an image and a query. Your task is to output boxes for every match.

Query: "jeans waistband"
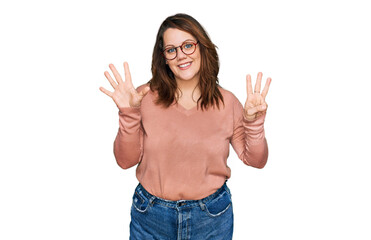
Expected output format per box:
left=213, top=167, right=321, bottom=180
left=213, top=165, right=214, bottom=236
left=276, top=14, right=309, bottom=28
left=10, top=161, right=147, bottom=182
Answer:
left=135, top=181, right=230, bottom=209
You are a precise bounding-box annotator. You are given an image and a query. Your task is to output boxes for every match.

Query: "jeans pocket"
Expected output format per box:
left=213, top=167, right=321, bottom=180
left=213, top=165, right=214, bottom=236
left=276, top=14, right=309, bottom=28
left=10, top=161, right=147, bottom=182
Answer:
left=131, top=191, right=151, bottom=213
left=204, top=190, right=232, bottom=218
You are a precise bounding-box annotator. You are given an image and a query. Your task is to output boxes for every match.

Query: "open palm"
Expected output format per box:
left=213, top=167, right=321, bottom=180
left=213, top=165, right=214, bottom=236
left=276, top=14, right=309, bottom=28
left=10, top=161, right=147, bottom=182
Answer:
left=100, top=62, right=150, bottom=109
left=244, top=72, right=271, bottom=121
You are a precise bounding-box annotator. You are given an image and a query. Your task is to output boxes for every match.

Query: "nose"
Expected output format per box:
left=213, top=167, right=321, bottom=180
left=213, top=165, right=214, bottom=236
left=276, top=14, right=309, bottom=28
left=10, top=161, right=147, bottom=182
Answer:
left=176, top=47, right=187, bottom=60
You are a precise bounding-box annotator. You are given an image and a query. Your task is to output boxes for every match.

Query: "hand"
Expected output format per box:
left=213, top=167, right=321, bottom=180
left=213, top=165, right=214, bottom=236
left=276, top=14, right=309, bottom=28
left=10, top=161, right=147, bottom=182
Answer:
left=100, top=62, right=150, bottom=109
left=244, top=72, right=271, bottom=121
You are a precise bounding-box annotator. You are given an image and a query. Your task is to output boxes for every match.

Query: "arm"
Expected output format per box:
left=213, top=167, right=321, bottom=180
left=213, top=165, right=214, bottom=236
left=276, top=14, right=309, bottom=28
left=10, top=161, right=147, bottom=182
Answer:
left=231, top=99, right=268, bottom=169
left=113, top=107, right=143, bottom=169
left=99, top=62, right=149, bottom=169
left=231, top=72, right=271, bottom=168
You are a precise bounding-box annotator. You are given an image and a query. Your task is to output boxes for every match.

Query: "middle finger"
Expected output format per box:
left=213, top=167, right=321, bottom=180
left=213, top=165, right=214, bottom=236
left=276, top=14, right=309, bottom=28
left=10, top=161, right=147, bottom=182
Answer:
left=254, top=72, right=262, bottom=93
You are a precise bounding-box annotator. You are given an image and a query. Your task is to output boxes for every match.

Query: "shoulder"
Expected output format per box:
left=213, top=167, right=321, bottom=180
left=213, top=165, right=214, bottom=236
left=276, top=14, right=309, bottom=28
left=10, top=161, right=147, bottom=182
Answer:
left=218, top=87, right=244, bottom=123
left=217, top=86, right=241, bottom=106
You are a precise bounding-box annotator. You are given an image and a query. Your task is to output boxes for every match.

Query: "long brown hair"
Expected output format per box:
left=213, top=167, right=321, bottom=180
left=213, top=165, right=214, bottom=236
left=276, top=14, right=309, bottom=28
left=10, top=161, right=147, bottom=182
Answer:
left=149, top=13, right=224, bottom=110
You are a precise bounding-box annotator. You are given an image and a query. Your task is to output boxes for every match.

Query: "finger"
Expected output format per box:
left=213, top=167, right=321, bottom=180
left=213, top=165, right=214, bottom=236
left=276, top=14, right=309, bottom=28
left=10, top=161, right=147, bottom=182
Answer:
left=246, top=74, right=253, bottom=95
left=261, top=77, right=271, bottom=99
left=139, top=86, right=150, bottom=97
left=99, top=87, right=113, bottom=97
left=135, top=86, right=150, bottom=103
left=246, top=104, right=267, bottom=116
left=254, top=72, right=262, bottom=93
left=123, top=62, right=133, bottom=86
left=256, top=111, right=266, bottom=118
left=257, top=104, right=268, bottom=116
left=104, top=71, right=118, bottom=89
left=109, top=63, right=124, bottom=85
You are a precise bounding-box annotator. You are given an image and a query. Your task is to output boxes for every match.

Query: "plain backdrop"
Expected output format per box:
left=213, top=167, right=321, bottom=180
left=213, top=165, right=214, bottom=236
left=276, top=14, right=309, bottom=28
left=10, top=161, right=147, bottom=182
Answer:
left=1, top=0, right=370, bottom=239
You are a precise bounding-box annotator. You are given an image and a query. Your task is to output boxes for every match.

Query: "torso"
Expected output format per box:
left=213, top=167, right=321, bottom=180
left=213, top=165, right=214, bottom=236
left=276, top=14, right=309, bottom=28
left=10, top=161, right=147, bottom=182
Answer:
left=136, top=85, right=240, bottom=200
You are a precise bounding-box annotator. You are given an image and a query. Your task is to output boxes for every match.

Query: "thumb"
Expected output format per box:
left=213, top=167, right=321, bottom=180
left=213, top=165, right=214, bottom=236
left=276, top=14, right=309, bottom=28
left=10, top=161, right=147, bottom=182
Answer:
left=246, top=104, right=266, bottom=116
left=138, top=86, right=150, bottom=99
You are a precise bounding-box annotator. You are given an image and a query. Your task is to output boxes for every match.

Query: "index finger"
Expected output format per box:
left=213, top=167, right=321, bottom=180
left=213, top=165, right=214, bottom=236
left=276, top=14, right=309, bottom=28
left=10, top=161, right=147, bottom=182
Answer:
left=246, top=74, right=253, bottom=95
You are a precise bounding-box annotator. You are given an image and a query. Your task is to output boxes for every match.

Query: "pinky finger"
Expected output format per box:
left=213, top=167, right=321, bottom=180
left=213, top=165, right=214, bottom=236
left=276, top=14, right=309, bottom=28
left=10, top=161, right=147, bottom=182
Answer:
left=246, top=106, right=259, bottom=116
left=99, top=87, right=113, bottom=97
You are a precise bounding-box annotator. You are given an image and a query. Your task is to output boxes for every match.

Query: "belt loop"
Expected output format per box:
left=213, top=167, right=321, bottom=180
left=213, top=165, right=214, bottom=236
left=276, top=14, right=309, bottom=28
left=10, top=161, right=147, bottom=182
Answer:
left=149, top=196, right=156, bottom=206
left=198, top=200, right=205, bottom=211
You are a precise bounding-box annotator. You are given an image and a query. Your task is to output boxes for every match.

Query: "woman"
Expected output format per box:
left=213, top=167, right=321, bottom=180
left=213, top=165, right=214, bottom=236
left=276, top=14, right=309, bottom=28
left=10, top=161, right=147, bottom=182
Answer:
left=100, top=13, right=271, bottom=240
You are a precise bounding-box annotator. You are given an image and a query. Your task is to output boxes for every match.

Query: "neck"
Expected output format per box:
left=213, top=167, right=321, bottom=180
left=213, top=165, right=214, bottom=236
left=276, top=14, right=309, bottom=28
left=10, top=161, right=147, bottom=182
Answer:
left=175, top=76, right=200, bottom=100
left=176, top=74, right=199, bottom=91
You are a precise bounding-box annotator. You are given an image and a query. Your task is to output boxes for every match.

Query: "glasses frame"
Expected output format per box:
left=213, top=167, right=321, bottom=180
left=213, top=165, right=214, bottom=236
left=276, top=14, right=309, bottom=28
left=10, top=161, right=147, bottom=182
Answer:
left=162, top=41, right=199, bottom=60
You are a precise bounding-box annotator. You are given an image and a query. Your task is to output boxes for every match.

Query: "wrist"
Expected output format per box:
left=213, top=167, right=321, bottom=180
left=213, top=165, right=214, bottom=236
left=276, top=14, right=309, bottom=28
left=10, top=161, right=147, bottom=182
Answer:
left=243, top=110, right=257, bottom=121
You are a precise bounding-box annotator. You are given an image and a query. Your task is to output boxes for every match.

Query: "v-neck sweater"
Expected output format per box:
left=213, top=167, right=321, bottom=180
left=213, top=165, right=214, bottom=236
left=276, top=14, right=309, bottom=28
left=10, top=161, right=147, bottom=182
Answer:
left=114, top=84, right=268, bottom=201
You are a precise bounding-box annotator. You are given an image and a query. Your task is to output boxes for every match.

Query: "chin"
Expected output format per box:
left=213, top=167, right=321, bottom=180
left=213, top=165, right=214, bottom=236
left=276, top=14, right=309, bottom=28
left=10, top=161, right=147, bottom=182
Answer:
left=176, top=72, right=200, bottom=82
left=178, top=76, right=196, bottom=81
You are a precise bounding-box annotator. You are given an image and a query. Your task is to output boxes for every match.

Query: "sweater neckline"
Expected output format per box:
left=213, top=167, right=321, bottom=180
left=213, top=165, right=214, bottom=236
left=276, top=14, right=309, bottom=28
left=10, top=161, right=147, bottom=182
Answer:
left=172, top=101, right=199, bottom=117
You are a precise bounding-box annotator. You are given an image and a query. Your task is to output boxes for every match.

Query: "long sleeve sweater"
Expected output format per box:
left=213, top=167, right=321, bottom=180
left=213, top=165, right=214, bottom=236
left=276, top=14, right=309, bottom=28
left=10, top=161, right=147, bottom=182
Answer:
left=114, top=84, right=268, bottom=201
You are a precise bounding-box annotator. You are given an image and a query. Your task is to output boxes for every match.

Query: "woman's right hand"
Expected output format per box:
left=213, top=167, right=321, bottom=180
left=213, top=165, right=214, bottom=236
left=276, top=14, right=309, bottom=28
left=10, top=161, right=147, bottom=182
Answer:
left=100, top=62, right=150, bottom=109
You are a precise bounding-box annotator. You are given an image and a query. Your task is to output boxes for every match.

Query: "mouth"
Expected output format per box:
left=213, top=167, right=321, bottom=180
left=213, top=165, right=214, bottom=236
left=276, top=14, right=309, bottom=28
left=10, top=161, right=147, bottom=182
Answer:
left=178, top=62, right=192, bottom=70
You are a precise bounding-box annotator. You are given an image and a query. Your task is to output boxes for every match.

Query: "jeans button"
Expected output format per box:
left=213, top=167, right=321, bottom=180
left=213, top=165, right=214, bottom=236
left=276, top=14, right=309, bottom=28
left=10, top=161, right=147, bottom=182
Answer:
left=177, top=201, right=186, bottom=207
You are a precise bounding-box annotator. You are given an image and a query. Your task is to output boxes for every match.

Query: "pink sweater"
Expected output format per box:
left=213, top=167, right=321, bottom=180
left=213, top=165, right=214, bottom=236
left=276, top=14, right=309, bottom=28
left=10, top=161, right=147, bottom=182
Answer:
left=114, top=84, right=268, bottom=201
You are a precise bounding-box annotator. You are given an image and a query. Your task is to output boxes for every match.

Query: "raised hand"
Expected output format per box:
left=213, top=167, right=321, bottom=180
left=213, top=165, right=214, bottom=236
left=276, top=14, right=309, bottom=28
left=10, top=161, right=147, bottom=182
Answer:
left=244, top=72, right=271, bottom=121
left=100, top=62, right=150, bottom=109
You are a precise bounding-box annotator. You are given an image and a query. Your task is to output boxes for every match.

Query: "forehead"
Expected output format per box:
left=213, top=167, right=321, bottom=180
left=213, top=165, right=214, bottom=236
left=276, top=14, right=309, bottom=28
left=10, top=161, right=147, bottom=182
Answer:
left=163, top=28, right=196, bottom=46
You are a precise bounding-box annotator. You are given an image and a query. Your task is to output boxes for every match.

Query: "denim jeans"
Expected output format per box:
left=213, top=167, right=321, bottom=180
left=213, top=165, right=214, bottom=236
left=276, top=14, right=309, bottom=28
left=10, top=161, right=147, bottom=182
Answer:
left=129, top=181, right=233, bottom=240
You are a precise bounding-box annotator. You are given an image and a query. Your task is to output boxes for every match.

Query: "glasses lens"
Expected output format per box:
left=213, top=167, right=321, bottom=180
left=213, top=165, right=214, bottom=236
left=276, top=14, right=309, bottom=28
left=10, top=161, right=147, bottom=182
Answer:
left=164, top=47, right=176, bottom=60
left=182, top=42, right=196, bottom=55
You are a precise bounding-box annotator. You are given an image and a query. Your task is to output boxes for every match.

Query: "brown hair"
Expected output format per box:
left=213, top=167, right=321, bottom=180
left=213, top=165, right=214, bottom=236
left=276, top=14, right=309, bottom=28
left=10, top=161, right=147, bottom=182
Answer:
left=149, top=13, right=224, bottom=110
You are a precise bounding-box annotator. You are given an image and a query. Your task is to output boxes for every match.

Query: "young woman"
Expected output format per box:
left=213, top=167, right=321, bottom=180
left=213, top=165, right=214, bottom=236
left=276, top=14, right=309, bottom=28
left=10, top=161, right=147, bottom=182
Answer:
left=100, top=13, right=271, bottom=240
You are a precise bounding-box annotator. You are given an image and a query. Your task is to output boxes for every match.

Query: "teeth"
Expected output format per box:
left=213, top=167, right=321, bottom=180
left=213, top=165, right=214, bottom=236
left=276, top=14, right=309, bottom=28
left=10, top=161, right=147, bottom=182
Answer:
left=179, top=63, right=191, bottom=68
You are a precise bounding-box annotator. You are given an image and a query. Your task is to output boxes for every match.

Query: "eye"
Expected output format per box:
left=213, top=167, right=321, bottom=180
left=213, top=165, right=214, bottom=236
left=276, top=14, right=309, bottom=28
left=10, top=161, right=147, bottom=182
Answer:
left=166, top=48, right=176, bottom=53
left=184, top=43, right=193, bottom=49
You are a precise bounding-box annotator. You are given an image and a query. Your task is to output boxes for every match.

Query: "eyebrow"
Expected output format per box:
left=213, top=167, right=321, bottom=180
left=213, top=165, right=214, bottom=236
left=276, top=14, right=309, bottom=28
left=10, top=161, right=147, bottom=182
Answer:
left=164, top=39, right=197, bottom=48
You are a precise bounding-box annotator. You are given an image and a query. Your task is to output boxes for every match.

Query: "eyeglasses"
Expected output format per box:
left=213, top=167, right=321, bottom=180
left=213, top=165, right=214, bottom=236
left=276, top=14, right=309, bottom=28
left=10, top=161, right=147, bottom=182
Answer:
left=162, top=41, right=199, bottom=60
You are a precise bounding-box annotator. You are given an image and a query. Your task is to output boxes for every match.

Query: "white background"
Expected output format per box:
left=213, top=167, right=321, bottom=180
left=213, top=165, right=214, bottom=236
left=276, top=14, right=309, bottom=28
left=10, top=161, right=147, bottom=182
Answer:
left=1, top=0, right=370, bottom=239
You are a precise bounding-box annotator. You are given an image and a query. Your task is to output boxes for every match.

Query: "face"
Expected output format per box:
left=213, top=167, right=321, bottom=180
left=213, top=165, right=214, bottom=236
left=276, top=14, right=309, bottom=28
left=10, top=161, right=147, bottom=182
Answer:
left=163, top=28, right=201, bottom=84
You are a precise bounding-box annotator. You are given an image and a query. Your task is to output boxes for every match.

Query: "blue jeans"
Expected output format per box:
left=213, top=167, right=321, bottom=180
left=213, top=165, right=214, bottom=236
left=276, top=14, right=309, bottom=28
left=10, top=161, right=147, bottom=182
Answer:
left=130, top=182, right=234, bottom=240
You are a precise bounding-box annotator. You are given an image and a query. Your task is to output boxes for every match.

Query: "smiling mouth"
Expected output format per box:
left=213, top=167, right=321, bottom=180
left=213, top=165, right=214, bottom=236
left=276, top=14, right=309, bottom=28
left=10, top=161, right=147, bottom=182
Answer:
left=178, top=62, right=192, bottom=70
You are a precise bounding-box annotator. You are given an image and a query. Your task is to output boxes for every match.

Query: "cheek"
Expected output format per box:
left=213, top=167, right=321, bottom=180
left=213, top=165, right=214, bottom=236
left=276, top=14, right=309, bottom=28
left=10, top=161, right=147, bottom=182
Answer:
left=194, top=52, right=201, bottom=65
left=194, top=55, right=201, bottom=69
left=168, top=63, right=178, bottom=72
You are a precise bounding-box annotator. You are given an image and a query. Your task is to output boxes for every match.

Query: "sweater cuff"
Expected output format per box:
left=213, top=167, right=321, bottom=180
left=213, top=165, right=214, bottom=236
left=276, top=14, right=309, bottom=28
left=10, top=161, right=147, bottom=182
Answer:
left=118, top=107, right=142, bottom=134
left=118, top=106, right=141, bottom=115
left=243, top=112, right=266, bottom=124
left=243, top=112, right=266, bottom=139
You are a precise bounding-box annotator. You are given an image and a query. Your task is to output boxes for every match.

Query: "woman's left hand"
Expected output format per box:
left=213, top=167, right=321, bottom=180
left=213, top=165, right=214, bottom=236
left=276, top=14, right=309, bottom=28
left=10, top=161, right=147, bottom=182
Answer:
left=244, top=72, right=271, bottom=121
